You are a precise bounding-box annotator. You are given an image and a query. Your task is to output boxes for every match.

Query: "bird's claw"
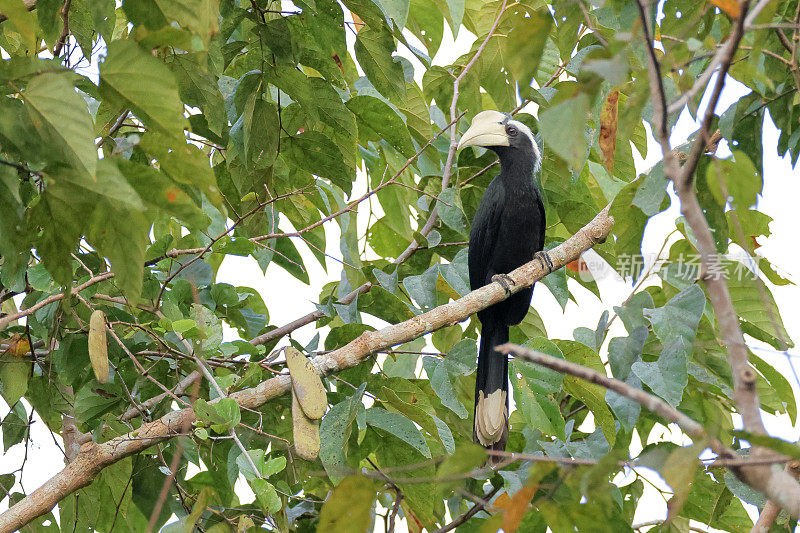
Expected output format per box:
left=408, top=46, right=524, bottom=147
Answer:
left=535, top=251, right=554, bottom=273
left=491, top=274, right=515, bottom=295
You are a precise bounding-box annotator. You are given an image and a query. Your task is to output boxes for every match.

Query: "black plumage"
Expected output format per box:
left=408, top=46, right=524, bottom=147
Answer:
left=457, top=110, right=546, bottom=454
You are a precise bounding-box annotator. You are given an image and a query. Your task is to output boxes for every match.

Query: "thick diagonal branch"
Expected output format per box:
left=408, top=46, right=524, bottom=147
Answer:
left=498, top=344, right=714, bottom=443
left=0, top=206, right=614, bottom=533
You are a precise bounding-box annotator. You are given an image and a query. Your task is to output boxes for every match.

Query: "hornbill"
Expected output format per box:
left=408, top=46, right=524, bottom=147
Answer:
left=457, top=110, right=548, bottom=454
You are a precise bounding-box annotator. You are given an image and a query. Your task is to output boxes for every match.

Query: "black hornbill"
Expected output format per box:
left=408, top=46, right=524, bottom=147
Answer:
left=457, top=110, right=548, bottom=454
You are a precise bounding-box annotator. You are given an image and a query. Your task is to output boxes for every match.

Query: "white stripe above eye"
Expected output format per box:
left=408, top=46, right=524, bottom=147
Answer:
left=507, top=119, right=540, bottom=160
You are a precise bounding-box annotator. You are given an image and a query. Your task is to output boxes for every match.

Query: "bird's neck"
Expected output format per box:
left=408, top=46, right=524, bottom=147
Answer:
left=491, top=147, right=538, bottom=188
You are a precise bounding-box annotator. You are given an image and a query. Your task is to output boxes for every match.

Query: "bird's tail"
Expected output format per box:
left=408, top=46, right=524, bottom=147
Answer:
left=473, top=320, right=509, bottom=457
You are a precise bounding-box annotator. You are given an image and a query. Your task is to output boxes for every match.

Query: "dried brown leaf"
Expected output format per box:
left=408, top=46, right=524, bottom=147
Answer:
left=707, top=0, right=740, bottom=18
left=599, top=89, right=619, bottom=172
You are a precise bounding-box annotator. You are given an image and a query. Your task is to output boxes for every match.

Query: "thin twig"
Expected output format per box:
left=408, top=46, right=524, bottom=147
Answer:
left=0, top=272, right=115, bottom=331
left=432, top=486, right=501, bottom=533
left=52, top=0, right=72, bottom=57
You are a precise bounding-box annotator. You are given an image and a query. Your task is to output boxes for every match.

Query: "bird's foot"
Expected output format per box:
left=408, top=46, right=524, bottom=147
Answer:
left=535, top=251, right=554, bottom=273
left=491, top=273, right=515, bottom=295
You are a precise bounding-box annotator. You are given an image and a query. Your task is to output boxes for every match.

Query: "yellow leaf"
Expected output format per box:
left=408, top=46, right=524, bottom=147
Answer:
left=495, top=485, right=537, bottom=533
left=285, top=347, right=327, bottom=419
left=707, top=0, right=740, bottom=18
left=292, top=391, right=320, bottom=461
left=12, top=337, right=30, bottom=357
left=88, top=310, right=109, bottom=383
left=599, top=89, right=619, bottom=172
left=3, top=334, right=29, bottom=357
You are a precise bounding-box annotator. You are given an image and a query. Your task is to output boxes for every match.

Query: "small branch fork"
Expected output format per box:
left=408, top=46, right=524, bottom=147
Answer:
left=635, top=0, right=800, bottom=522
left=0, top=204, right=615, bottom=533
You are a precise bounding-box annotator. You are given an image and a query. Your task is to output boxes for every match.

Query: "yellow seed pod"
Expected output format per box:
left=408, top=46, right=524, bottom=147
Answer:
left=88, top=310, right=109, bottom=383
left=285, top=347, right=326, bottom=420
left=292, top=391, right=320, bottom=461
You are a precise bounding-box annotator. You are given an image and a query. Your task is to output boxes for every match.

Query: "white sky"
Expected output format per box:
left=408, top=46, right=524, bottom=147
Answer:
left=2, top=9, right=800, bottom=533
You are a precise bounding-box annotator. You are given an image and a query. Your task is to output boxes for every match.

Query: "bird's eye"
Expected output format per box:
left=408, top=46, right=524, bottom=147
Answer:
left=507, top=125, right=518, bottom=136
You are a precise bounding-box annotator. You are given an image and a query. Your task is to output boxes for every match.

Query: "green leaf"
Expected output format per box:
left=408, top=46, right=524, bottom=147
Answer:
left=614, top=291, right=655, bottom=335
left=347, top=94, right=414, bottom=157
left=99, top=40, right=186, bottom=138
left=24, top=73, right=97, bottom=178
left=365, top=407, right=432, bottom=458
left=0, top=0, right=37, bottom=50
left=193, top=397, right=241, bottom=433
left=540, top=93, right=590, bottom=173
left=645, top=284, right=705, bottom=346
left=402, top=264, right=439, bottom=311
left=354, top=25, right=406, bottom=100
left=236, top=449, right=286, bottom=481
left=421, top=340, right=474, bottom=418
left=542, top=267, right=569, bottom=310
left=2, top=403, right=28, bottom=451
left=117, top=158, right=209, bottom=229
left=62, top=157, right=145, bottom=210
left=688, top=470, right=754, bottom=532
left=86, top=194, right=150, bottom=300
left=660, top=445, right=700, bottom=522
left=502, top=7, right=553, bottom=89
left=725, top=262, right=792, bottom=349
left=511, top=359, right=565, bottom=439
left=436, top=187, right=466, bottom=232
left=250, top=478, right=282, bottom=514
left=169, top=54, right=227, bottom=136
left=0, top=353, right=29, bottom=406
left=320, top=383, right=366, bottom=483
left=317, top=476, right=376, bottom=533
left=282, top=132, right=353, bottom=195
left=230, top=94, right=278, bottom=167
left=631, top=285, right=705, bottom=407
left=731, top=431, right=800, bottom=460
left=563, top=376, right=616, bottom=446
left=610, top=179, right=649, bottom=261
left=375, top=0, right=410, bottom=28
left=706, top=151, right=762, bottom=210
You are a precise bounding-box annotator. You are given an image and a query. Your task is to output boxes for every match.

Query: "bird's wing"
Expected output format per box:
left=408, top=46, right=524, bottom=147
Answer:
left=468, top=180, right=504, bottom=290
left=535, top=193, right=546, bottom=251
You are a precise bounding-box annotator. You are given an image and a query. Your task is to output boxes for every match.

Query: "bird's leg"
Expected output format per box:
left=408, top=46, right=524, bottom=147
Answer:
left=535, top=251, right=554, bottom=273
left=491, top=273, right=515, bottom=295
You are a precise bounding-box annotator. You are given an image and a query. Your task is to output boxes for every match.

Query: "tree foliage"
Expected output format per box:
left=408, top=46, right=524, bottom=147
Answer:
left=0, top=0, right=798, bottom=531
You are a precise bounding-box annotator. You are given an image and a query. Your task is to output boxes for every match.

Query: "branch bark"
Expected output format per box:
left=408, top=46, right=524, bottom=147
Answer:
left=0, top=272, right=114, bottom=332
left=0, top=205, right=615, bottom=533
left=497, top=344, right=714, bottom=443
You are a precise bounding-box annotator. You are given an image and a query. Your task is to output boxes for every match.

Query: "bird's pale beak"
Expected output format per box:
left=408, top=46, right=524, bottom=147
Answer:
left=457, top=110, right=510, bottom=150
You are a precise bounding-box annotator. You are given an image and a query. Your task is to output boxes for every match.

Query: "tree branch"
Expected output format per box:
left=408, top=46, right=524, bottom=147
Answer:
left=51, top=0, right=71, bottom=57
left=432, top=486, right=501, bottom=533
left=636, top=0, right=800, bottom=519
left=0, top=272, right=114, bottom=332
left=0, top=205, right=615, bottom=533
left=497, top=344, right=714, bottom=443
